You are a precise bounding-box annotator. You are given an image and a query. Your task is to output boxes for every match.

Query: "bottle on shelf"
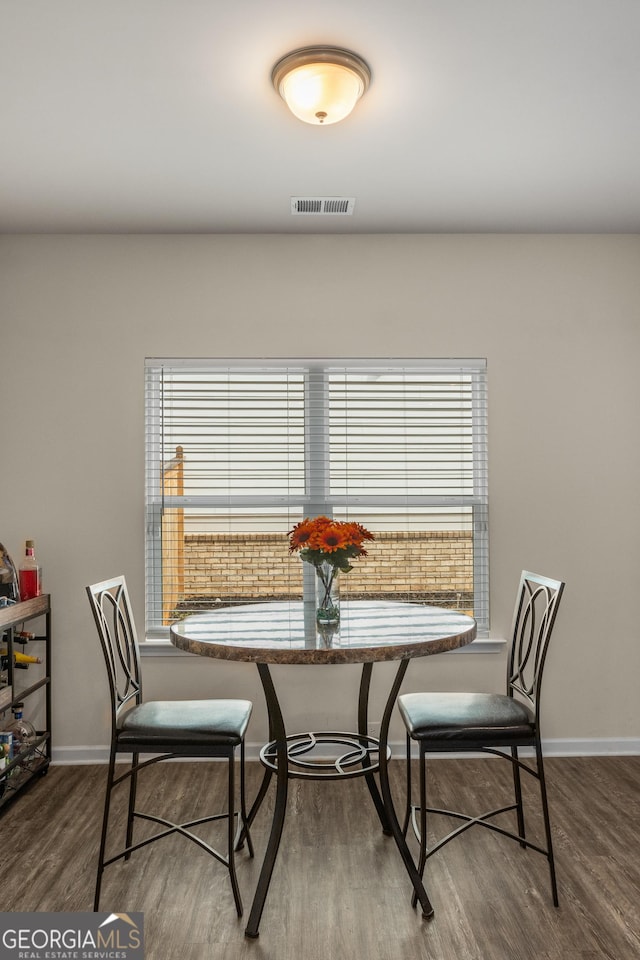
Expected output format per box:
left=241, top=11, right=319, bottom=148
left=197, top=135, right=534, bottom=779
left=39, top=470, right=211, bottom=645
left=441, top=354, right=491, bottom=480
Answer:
left=6, top=703, right=37, bottom=752
left=0, top=542, right=19, bottom=603
left=0, top=648, right=41, bottom=670
left=13, top=651, right=42, bottom=666
left=0, top=731, right=13, bottom=769
left=18, top=540, right=42, bottom=601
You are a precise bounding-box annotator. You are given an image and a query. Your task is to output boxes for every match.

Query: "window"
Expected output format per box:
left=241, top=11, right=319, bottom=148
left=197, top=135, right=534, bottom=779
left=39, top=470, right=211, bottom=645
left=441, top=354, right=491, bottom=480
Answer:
left=145, top=359, right=488, bottom=638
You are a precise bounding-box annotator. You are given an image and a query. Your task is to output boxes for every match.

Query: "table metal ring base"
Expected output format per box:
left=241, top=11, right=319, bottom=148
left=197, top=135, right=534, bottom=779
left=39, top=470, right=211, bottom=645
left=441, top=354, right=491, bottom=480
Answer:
left=259, top=730, right=392, bottom=780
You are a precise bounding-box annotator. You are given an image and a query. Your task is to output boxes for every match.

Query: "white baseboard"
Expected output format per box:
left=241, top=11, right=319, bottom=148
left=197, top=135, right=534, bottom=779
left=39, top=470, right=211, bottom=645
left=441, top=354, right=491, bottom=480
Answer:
left=52, top=737, right=640, bottom=766
left=529, top=738, right=640, bottom=757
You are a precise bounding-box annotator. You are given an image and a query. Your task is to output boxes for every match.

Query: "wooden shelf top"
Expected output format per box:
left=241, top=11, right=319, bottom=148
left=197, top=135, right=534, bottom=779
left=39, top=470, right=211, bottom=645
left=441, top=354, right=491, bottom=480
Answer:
left=0, top=594, right=50, bottom=629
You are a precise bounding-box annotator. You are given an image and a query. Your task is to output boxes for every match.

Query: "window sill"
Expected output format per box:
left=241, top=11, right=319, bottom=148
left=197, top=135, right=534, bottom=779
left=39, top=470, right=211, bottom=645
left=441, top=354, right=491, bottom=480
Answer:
left=446, top=637, right=506, bottom=654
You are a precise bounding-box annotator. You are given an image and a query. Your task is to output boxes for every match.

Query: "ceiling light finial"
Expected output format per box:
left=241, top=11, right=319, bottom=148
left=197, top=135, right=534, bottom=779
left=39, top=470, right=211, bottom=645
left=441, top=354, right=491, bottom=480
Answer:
left=272, top=45, right=371, bottom=126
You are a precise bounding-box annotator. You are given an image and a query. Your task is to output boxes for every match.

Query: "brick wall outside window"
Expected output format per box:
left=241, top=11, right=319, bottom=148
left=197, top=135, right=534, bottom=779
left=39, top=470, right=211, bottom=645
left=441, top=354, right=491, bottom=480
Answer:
left=175, top=531, right=473, bottom=616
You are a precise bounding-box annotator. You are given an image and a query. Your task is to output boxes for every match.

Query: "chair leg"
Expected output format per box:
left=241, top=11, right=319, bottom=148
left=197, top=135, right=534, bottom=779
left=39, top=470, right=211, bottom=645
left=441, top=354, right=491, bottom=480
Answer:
left=402, top=732, right=413, bottom=837
left=125, top=752, right=139, bottom=860
left=227, top=750, right=243, bottom=917
left=511, top=746, right=527, bottom=848
left=94, top=747, right=117, bottom=910
left=536, top=742, right=559, bottom=907
left=239, top=740, right=254, bottom=859
left=411, top=744, right=428, bottom=909
left=418, top=745, right=428, bottom=875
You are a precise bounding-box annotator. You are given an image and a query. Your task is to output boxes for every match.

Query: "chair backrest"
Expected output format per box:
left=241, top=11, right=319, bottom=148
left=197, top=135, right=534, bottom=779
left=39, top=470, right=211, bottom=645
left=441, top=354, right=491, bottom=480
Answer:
left=87, top=576, right=143, bottom=728
left=507, top=571, right=565, bottom=716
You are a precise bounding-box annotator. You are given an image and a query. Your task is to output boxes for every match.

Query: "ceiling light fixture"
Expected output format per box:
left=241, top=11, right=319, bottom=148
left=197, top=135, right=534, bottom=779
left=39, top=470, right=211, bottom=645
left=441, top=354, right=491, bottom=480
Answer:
left=271, top=45, right=371, bottom=126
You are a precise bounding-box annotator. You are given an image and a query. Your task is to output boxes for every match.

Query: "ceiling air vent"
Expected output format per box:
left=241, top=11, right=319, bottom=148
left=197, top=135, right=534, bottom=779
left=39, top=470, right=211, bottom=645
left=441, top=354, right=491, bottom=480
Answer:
left=291, top=197, right=355, bottom=215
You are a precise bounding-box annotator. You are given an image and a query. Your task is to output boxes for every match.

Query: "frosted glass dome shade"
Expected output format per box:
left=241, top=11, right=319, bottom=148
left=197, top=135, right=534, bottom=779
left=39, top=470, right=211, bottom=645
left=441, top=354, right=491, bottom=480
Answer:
left=272, top=47, right=371, bottom=126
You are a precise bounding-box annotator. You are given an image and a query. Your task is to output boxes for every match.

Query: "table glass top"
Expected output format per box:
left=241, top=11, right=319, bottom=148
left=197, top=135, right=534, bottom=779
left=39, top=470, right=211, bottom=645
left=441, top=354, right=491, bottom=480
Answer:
left=170, top=600, right=477, bottom=665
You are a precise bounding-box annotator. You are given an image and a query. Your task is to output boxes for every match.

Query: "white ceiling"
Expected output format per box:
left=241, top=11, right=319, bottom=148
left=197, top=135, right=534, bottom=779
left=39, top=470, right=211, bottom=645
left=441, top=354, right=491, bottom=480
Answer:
left=2, top=0, right=640, bottom=234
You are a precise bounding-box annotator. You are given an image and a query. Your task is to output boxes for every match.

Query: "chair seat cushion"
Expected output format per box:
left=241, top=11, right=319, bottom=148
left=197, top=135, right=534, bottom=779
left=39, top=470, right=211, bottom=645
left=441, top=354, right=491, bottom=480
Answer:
left=398, top=692, right=535, bottom=745
left=116, top=699, right=252, bottom=748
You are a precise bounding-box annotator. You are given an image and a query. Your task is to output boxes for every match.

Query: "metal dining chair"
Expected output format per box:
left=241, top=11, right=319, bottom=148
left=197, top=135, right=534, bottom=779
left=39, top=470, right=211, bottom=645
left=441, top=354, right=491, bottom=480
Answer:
left=87, top=575, right=254, bottom=915
left=398, top=571, right=565, bottom=906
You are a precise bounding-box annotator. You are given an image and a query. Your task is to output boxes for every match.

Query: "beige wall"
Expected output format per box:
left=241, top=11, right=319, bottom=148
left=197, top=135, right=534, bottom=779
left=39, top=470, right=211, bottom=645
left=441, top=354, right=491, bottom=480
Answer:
left=1, top=234, right=639, bottom=754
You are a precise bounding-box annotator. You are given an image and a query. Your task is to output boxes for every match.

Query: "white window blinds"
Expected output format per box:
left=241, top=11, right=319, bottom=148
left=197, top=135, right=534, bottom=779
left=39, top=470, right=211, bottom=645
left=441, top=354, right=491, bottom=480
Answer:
left=145, top=359, right=488, bottom=637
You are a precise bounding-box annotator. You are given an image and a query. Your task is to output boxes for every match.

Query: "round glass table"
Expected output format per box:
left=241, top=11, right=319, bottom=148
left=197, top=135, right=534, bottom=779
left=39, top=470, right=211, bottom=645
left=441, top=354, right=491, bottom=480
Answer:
left=171, top=599, right=477, bottom=938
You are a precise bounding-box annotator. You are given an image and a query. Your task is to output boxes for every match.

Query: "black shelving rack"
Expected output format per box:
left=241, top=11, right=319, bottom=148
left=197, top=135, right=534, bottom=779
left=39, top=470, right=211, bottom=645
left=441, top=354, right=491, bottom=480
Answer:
left=0, top=594, right=51, bottom=809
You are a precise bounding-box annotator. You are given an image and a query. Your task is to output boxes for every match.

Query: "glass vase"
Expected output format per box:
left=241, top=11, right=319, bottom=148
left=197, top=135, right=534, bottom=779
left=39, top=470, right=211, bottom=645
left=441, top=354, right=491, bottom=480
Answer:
left=315, top=561, right=340, bottom=624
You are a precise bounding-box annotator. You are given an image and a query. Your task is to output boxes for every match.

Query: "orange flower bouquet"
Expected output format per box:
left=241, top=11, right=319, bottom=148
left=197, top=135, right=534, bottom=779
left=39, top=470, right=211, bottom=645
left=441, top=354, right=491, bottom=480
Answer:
left=288, top=516, right=374, bottom=623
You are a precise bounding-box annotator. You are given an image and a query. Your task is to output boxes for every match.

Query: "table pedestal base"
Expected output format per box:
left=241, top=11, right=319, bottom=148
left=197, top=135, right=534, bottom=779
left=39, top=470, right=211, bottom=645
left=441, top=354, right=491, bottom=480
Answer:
left=243, top=659, right=434, bottom=938
left=259, top=730, right=391, bottom=779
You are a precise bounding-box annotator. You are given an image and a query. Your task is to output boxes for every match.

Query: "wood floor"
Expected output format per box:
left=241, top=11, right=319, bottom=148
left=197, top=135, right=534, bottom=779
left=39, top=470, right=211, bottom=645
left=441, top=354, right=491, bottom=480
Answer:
left=0, top=756, right=639, bottom=960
